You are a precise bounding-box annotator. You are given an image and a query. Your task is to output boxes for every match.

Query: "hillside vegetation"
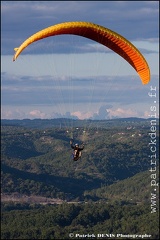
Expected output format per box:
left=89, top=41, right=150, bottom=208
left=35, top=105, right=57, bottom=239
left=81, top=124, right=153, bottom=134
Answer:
left=2, top=120, right=158, bottom=198
left=1, top=118, right=159, bottom=239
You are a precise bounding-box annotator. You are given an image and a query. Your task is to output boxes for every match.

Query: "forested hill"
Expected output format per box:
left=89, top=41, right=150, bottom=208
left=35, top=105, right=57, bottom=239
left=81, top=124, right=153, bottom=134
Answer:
left=1, top=118, right=159, bottom=201
left=1, top=118, right=159, bottom=239
left=1, top=117, right=156, bottom=129
left=84, top=169, right=159, bottom=203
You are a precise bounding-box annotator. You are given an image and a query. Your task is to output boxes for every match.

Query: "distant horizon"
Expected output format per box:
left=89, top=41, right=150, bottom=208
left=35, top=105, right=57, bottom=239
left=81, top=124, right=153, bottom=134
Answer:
left=1, top=116, right=159, bottom=121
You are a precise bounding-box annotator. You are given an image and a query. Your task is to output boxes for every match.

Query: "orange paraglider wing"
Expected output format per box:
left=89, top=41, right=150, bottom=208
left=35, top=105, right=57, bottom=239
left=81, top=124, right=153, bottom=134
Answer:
left=13, top=21, right=150, bottom=84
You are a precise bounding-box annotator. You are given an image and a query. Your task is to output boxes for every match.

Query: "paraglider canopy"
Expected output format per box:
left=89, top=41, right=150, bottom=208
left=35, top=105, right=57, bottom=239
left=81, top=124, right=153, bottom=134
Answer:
left=13, top=21, right=150, bottom=85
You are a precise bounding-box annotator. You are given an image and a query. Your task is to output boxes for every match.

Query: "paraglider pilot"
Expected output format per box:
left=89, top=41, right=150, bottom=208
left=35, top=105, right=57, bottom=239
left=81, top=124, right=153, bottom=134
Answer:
left=70, top=140, right=84, bottom=161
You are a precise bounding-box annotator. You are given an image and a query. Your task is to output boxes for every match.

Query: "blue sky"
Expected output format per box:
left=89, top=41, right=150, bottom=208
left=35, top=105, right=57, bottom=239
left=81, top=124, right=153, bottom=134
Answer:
left=1, top=1, right=159, bottom=120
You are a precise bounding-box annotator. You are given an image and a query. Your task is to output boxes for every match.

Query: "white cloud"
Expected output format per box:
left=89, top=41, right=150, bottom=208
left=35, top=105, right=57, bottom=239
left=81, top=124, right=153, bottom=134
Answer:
left=1, top=108, right=27, bottom=120
left=2, top=104, right=155, bottom=121
left=108, top=108, right=145, bottom=119
left=29, top=109, right=47, bottom=119
left=71, top=111, right=94, bottom=120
